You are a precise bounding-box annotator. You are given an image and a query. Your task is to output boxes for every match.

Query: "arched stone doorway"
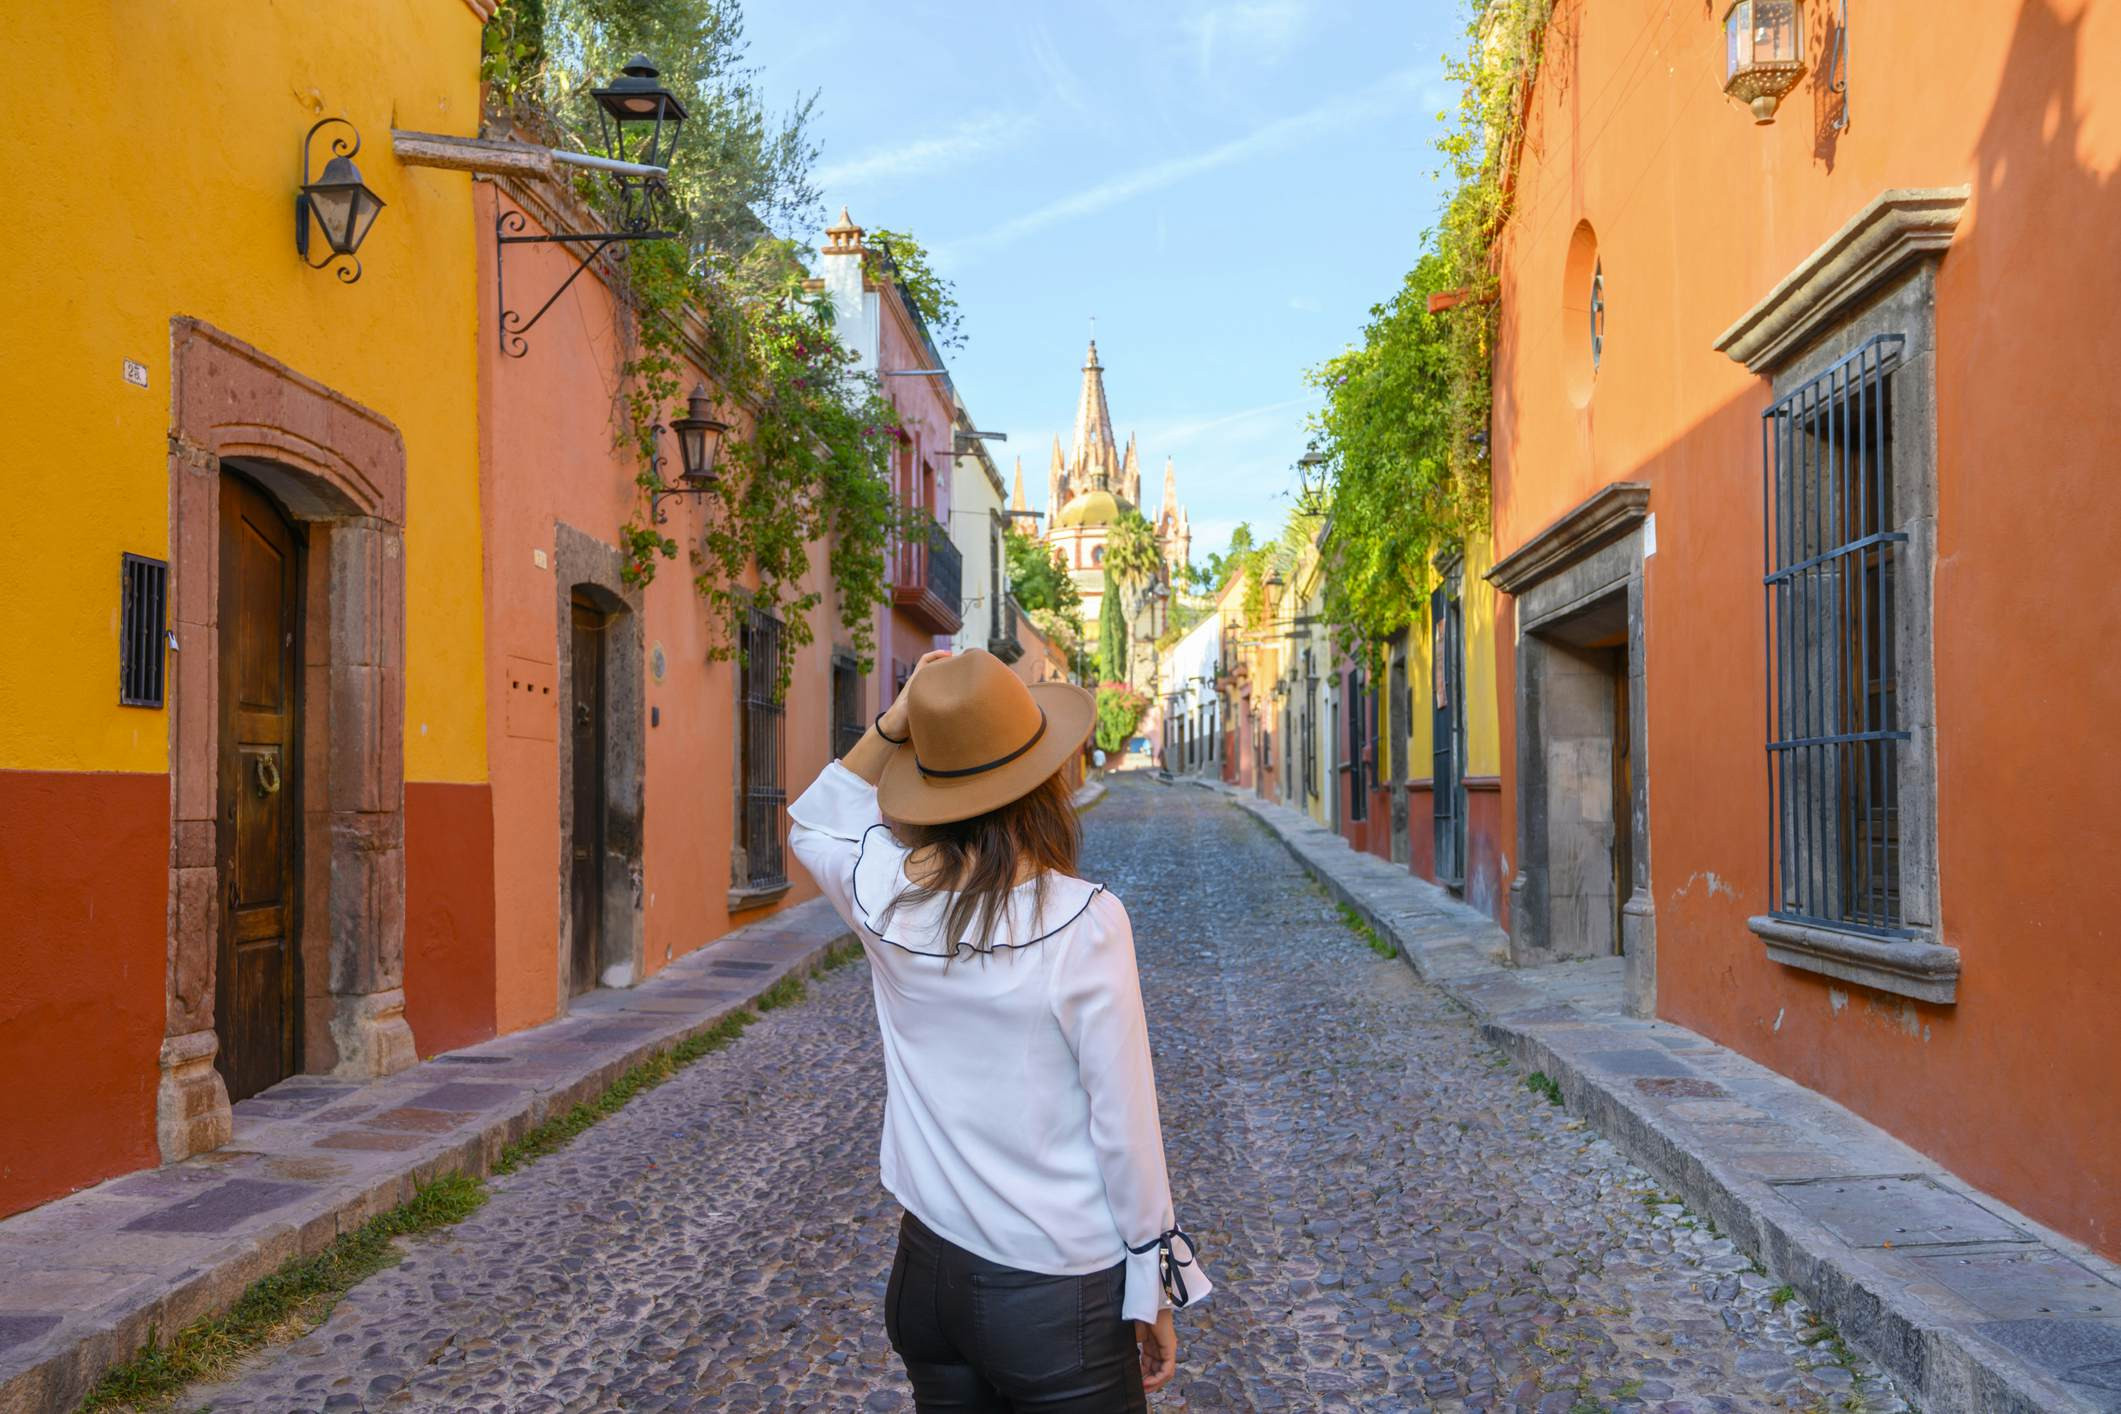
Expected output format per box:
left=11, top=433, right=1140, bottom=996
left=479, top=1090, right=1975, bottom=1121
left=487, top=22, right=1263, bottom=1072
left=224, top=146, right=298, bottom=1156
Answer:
left=553, top=525, right=644, bottom=1001
left=159, top=319, right=414, bottom=1162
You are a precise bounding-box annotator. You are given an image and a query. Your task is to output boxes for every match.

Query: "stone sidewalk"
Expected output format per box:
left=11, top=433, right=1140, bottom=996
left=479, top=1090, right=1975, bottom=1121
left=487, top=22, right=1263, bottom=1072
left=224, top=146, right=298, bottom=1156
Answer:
left=0, top=898, right=853, bottom=1414
left=1201, top=779, right=2121, bottom=1414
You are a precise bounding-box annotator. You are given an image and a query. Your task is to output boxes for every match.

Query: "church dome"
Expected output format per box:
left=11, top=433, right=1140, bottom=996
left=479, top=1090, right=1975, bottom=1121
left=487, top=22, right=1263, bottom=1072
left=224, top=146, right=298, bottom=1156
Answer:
left=1055, top=488, right=1125, bottom=528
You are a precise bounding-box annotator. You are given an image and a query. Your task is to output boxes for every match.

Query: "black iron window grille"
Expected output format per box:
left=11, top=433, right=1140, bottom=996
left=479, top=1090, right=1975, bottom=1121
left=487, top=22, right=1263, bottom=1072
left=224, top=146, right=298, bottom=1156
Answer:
left=1347, top=665, right=1369, bottom=821
left=1763, top=334, right=1908, bottom=935
left=120, top=554, right=169, bottom=708
left=1301, top=676, right=1318, bottom=802
left=830, top=653, right=864, bottom=760
left=1433, top=588, right=1467, bottom=886
left=738, top=606, right=788, bottom=891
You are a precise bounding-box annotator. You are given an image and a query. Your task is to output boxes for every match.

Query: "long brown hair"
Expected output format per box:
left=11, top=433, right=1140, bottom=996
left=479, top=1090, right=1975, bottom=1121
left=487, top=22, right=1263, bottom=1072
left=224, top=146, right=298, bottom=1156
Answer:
left=883, top=770, right=1082, bottom=955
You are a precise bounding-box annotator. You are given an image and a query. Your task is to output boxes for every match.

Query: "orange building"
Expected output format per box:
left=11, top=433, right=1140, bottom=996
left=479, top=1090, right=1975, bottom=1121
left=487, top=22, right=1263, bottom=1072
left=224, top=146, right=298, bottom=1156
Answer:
left=1487, top=0, right=2121, bottom=1259
left=468, top=170, right=865, bottom=1043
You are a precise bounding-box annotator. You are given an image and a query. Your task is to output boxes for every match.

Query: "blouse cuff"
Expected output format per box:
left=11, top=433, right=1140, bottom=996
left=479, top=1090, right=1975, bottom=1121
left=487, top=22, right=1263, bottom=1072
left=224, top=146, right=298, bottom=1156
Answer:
left=786, top=760, right=882, bottom=842
left=1123, top=1225, right=1210, bottom=1324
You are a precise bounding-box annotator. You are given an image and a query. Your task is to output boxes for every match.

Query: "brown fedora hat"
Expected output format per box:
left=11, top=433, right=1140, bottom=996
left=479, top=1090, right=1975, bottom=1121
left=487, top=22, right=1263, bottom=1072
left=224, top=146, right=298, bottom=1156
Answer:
left=876, top=650, right=1096, bottom=826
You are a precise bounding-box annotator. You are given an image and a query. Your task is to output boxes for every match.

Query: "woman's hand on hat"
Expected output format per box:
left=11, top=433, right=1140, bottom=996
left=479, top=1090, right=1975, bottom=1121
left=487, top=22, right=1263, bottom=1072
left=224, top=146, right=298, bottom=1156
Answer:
left=879, top=649, right=954, bottom=742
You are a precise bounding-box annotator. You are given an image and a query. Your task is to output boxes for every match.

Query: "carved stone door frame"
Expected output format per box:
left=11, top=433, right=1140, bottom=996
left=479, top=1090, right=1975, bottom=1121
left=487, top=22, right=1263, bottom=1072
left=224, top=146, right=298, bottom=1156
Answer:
left=159, top=319, right=414, bottom=1162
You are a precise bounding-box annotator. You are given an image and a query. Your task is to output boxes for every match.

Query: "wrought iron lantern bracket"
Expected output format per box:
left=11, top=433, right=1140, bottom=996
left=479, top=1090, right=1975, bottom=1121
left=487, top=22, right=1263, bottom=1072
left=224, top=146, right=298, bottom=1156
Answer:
left=495, top=209, right=677, bottom=358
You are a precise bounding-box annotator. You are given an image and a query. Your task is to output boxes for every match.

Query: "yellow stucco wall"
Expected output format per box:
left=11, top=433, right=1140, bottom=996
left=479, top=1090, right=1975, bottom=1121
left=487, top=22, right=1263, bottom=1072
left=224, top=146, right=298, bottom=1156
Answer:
left=0, top=1, right=487, bottom=782
left=1388, top=532, right=1500, bottom=782
left=1460, top=533, right=1501, bottom=777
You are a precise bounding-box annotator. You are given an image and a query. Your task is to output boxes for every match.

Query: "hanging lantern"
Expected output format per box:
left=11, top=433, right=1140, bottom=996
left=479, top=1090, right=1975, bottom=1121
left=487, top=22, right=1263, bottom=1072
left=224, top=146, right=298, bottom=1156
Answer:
left=670, top=384, right=730, bottom=487
left=1724, top=0, right=1806, bottom=124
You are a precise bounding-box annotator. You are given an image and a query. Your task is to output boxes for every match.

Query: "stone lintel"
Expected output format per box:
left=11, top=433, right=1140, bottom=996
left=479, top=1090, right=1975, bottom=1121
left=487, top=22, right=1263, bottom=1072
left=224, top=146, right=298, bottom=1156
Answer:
left=1486, top=483, right=1650, bottom=596
left=1748, top=915, right=1960, bottom=1004
left=1714, top=187, right=1971, bottom=374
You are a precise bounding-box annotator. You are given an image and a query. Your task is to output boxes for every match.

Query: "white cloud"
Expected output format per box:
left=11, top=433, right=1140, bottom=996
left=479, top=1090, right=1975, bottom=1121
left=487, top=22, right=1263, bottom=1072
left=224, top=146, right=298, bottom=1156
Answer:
left=1137, top=393, right=1320, bottom=449
left=814, top=112, right=1032, bottom=193
left=945, top=65, right=1434, bottom=261
left=1183, top=0, right=1311, bottom=75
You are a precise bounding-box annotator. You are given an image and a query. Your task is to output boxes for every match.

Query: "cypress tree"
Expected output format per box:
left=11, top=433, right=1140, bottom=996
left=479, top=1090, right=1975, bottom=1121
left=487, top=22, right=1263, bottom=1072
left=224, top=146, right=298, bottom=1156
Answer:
left=1098, top=568, right=1128, bottom=683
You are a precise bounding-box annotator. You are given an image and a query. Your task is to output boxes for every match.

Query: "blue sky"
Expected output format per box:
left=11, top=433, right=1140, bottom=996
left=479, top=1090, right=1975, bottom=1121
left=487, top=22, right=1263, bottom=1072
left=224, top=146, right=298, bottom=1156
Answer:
left=745, top=0, right=1463, bottom=563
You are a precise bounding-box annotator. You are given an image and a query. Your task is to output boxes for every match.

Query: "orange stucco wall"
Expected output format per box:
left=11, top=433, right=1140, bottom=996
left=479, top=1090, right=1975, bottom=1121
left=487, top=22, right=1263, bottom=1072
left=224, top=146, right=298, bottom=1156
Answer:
left=1491, top=0, right=2121, bottom=1255
left=0, top=771, right=167, bottom=1216
left=477, top=187, right=834, bottom=1038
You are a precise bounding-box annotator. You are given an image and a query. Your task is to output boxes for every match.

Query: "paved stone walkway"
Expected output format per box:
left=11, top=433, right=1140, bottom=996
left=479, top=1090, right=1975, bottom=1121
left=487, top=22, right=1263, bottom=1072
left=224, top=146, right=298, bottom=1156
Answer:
left=191, top=777, right=1905, bottom=1412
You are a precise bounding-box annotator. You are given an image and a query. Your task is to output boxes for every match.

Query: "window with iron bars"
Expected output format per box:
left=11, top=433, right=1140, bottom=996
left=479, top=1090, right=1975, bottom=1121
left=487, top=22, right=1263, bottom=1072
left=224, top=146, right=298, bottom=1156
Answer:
left=830, top=653, right=864, bottom=760
left=1301, top=655, right=1318, bottom=803
left=1346, top=664, right=1368, bottom=821
left=1764, top=334, right=1907, bottom=934
left=737, top=606, right=788, bottom=892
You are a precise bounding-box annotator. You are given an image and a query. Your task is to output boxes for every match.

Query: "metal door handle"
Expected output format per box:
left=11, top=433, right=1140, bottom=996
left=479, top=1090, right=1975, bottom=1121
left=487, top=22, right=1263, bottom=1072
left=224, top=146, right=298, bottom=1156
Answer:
left=254, top=755, right=281, bottom=796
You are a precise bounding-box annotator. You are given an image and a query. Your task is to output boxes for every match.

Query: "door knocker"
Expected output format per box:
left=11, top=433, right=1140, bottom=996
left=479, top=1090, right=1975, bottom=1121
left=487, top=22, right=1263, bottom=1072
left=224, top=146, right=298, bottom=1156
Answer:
left=254, top=755, right=282, bottom=797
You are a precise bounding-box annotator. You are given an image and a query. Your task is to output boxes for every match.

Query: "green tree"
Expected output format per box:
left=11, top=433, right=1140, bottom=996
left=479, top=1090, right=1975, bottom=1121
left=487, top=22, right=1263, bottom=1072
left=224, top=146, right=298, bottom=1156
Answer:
left=1005, top=529, right=1080, bottom=619
left=865, top=229, right=964, bottom=350
left=1104, top=509, right=1162, bottom=589
left=1200, top=523, right=1256, bottom=592
left=1098, top=569, right=1128, bottom=683
left=1307, top=250, right=1459, bottom=656
left=481, top=0, right=821, bottom=262
left=1094, top=682, right=1150, bottom=755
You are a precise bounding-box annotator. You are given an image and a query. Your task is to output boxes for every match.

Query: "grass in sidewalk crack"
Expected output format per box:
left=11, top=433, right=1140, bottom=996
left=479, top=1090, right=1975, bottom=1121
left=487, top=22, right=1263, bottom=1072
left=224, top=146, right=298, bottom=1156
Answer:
left=1335, top=901, right=1399, bottom=959
left=79, top=941, right=863, bottom=1412
left=77, top=1173, right=486, bottom=1412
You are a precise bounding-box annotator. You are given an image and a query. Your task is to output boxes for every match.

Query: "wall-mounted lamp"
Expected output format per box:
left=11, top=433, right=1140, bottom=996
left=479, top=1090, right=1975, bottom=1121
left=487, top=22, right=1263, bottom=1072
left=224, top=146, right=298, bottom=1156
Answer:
left=649, top=384, right=731, bottom=522
left=1723, top=0, right=1806, bottom=124
left=1295, top=449, right=1331, bottom=516
left=297, top=118, right=385, bottom=283
left=497, top=55, right=686, bottom=356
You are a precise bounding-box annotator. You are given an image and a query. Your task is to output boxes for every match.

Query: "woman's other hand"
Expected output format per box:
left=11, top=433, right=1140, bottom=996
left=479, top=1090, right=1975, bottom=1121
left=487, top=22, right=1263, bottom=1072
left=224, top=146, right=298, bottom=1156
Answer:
left=1135, top=1310, right=1177, bottom=1393
left=879, top=649, right=954, bottom=741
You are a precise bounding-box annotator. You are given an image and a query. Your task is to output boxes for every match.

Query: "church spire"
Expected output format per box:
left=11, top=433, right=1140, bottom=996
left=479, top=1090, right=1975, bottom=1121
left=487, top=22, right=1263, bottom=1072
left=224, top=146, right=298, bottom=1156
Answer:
left=1121, top=433, right=1141, bottom=505
left=1161, top=456, right=1178, bottom=524
left=1070, top=339, right=1118, bottom=492
left=1010, top=457, right=1028, bottom=515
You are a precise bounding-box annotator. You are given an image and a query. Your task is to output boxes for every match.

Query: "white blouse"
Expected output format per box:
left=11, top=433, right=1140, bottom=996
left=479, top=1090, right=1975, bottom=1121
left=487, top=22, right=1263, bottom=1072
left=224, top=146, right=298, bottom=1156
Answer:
left=787, top=762, right=1210, bottom=1325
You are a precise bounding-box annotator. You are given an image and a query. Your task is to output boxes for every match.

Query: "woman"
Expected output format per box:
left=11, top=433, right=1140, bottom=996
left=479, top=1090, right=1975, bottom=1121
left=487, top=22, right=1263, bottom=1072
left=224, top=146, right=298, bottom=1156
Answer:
left=788, top=648, right=1210, bottom=1411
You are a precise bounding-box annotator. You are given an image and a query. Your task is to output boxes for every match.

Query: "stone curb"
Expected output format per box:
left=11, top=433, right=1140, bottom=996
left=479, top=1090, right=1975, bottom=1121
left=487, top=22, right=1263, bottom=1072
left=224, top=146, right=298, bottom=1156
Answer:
left=1202, top=778, right=2121, bottom=1414
left=0, top=898, right=854, bottom=1414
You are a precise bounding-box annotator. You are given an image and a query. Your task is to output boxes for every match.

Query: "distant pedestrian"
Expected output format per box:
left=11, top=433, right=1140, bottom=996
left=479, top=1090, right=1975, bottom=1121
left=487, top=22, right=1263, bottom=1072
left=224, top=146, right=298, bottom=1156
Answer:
left=789, top=648, right=1210, bottom=1411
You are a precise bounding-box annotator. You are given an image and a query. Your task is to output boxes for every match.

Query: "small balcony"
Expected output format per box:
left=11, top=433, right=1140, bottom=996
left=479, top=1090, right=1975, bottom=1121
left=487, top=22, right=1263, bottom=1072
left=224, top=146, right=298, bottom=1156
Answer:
left=988, top=597, right=1025, bottom=664
left=892, top=516, right=962, bottom=635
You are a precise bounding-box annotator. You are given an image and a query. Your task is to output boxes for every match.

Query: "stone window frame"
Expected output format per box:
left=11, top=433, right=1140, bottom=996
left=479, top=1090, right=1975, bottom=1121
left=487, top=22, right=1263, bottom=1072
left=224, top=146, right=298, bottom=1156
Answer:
left=1716, top=188, right=1966, bottom=1005
left=728, top=595, right=791, bottom=913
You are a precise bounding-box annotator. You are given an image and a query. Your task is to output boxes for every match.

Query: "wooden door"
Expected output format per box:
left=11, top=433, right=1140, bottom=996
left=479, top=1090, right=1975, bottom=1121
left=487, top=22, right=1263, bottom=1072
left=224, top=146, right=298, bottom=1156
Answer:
left=216, top=475, right=301, bottom=1101
left=568, top=599, right=605, bottom=997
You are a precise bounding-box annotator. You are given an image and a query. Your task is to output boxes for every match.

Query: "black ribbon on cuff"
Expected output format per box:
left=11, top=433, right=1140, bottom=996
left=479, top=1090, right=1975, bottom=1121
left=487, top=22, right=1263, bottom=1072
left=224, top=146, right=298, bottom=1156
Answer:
left=1126, top=1225, right=1200, bottom=1309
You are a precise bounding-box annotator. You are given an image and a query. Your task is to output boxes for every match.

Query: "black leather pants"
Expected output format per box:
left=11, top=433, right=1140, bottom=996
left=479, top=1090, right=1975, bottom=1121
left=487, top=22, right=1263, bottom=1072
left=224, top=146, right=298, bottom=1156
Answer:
left=885, top=1211, right=1149, bottom=1413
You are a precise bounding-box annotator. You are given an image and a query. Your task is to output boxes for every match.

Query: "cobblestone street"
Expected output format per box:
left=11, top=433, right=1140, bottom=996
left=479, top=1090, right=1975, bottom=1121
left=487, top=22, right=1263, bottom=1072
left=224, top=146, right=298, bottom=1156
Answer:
left=191, top=777, right=1905, bottom=1413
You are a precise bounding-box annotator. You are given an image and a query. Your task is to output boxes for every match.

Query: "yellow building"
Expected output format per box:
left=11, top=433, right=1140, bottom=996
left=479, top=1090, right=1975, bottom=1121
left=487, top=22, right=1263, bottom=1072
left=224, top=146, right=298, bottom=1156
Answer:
left=0, top=0, right=493, bottom=1218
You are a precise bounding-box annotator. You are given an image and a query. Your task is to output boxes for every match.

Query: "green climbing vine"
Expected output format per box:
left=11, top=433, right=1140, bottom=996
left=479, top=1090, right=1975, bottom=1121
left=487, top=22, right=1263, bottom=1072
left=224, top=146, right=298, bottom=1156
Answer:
left=481, top=0, right=920, bottom=688
left=1305, top=0, right=1553, bottom=662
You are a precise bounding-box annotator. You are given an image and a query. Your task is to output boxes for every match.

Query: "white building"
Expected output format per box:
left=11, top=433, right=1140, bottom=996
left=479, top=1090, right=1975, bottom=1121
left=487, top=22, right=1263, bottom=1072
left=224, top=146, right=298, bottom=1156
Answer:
left=1161, top=608, right=1222, bottom=776
left=949, top=416, right=1018, bottom=663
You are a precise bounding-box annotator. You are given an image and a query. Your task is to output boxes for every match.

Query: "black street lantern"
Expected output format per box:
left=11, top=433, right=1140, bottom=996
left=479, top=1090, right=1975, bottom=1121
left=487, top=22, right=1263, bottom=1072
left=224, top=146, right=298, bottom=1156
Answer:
left=1295, top=449, right=1330, bottom=515
left=297, top=118, right=384, bottom=283
left=670, top=384, right=730, bottom=487
left=592, top=55, right=688, bottom=232
left=649, top=385, right=732, bottom=523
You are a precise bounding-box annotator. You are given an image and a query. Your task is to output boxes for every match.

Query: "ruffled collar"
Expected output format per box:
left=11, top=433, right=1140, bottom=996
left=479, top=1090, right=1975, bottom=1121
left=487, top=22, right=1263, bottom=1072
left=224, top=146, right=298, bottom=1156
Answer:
left=849, top=824, right=1103, bottom=958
